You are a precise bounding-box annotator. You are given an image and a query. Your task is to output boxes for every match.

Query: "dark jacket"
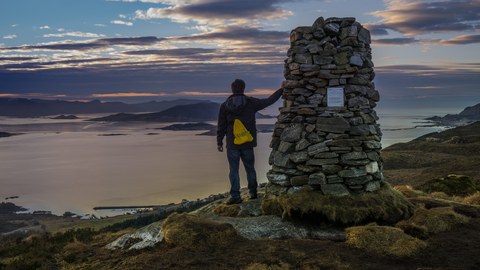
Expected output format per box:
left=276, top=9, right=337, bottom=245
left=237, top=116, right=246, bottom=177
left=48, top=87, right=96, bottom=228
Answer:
left=217, top=88, right=283, bottom=149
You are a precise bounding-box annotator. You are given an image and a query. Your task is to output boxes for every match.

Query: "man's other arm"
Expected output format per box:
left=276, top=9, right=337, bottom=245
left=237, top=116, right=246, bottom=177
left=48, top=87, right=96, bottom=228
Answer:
left=217, top=104, right=227, bottom=152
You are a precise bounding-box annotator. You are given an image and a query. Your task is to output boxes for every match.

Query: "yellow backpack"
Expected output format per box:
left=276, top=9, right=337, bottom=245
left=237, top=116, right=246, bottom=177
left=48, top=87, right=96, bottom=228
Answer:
left=233, top=119, right=254, bottom=145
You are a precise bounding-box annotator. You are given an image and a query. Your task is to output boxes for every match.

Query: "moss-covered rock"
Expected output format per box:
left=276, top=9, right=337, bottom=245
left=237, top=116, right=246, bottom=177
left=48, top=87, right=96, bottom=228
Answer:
left=262, top=183, right=414, bottom=225
left=418, top=174, right=480, bottom=196
left=161, top=213, right=243, bottom=249
left=346, top=224, right=427, bottom=257
left=396, top=207, right=469, bottom=239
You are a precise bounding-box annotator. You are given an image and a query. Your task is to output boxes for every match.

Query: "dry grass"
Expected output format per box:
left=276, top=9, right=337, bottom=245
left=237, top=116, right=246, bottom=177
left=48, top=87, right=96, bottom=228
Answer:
left=161, top=213, right=243, bottom=249
left=463, top=191, right=480, bottom=205
left=62, top=240, right=88, bottom=253
left=429, top=191, right=451, bottom=200
left=212, top=204, right=241, bottom=217
left=396, top=207, right=469, bottom=239
left=393, top=185, right=425, bottom=198
left=346, top=224, right=427, bottom=257
left=243, top=262, right=291, bottom=270
left=262, top=183, right=414, bottom=225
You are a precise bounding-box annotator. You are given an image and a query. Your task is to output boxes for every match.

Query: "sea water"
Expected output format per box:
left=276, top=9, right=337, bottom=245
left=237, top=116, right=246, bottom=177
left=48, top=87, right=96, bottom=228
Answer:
left=0, top=109, right=457, bottom=216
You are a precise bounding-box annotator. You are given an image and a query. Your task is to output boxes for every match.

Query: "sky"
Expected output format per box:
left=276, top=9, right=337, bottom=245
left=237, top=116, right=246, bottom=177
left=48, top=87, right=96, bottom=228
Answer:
left=0, top=0, right=479, bottom=110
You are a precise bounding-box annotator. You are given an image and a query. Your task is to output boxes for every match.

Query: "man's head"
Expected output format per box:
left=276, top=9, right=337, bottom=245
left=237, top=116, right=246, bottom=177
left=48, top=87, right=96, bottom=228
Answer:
left=231, top=79, right=245, bottom=94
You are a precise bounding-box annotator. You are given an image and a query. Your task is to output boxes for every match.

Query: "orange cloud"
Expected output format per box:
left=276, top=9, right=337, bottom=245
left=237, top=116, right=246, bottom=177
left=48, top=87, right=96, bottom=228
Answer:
left=0, top=93, right=19, bottom=97
left=176, top=91, right=230, bottom=96
left=249, top=88, right=276, bottom=95
left=90, top=92, right=167, bottom=98
left=176, top=88, right=276, bottom=97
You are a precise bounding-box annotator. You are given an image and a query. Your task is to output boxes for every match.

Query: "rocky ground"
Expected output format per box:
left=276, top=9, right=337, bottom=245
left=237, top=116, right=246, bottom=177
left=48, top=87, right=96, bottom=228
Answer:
left=1, top=122, right=480, bottom=270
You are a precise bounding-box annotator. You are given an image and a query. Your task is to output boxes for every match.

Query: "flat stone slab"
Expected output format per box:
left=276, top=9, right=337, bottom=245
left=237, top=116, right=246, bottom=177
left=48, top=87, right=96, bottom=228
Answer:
left=106, top=221, right=164, bottom=250
left=199, top=214, right=346, bottom=241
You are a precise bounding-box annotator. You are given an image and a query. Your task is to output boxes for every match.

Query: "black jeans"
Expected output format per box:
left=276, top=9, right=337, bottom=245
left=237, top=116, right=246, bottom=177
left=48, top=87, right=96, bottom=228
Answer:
left=226, top=148, right=257, bottom=199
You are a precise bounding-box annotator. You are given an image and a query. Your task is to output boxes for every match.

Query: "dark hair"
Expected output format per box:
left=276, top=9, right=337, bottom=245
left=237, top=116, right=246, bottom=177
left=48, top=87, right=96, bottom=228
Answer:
left=231, top=79, right=245, bottom=94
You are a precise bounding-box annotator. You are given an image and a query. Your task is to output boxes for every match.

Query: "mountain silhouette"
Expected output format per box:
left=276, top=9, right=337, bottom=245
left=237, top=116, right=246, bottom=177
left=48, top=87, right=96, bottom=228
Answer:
left=0, top=98, right=211, bottom=117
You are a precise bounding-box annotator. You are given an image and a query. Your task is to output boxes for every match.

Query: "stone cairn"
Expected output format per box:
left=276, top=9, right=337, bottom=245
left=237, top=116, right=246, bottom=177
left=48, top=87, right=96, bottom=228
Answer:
left=266, top=17, right=383, bottom=197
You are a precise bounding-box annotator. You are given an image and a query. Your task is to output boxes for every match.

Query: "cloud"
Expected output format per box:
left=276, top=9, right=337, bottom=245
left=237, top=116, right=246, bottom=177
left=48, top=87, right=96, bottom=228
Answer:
left=43, top=32, right=106, bottom=38
left=0, top=62, right=283, bottom=97
left=0, top=93, right=19, bottom=97
left=372, top=37, right=420, bottom=45
left=370, top=64, right=480, bottom=108
left=371, top=0, right=480, bottom=36
left=175, top=89, right=277, bottom=96
left=39, top=25, right=50, bottom=30
left=0, top=56, right=38, bottom=61
left=3, top=35, right=17, bottom=39
left=364, top=23, right=389, bottom=36
left=440, top=34, right=480, bottom=45
left=1, top=36, right=164, bottom=51
left=135, top=0, right=293, bottom=25
left=107, top=0, right=178, bottom=3
left=111, top=20, right=133, bottom=26
left=0, top=57, right=116, bottom=70
left=91, top=92, right=167, bottom=98
left=173, top=26, right=288, bottom=46
left=407, top=86, right=443, bottom=90
left=94, top=24, right=107, bottom=27
left=123, top=48, right=216, bottom=56
left=175, top=91, right=231, bottom=96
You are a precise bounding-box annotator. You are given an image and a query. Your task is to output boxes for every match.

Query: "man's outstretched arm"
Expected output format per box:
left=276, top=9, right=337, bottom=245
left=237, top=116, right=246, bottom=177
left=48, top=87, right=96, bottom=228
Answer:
left=217, top=104, right=227, bottom=152
left=254, top=87, right=283, bottom=111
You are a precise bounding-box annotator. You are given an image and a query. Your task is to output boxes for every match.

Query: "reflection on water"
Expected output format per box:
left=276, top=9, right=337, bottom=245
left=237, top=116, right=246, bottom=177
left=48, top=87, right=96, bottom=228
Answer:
left=0, top=112, right=450, bottom=216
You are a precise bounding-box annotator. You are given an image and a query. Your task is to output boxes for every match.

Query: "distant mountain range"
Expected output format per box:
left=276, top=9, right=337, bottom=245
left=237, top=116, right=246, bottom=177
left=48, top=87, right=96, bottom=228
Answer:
left=0, top=98, right=276, bottom=122
left=89, top=103, right=221, bottom=122
left=0, top=98, right=213, bottom=117
left=0, top=132, right=17, bottom=138
left=159, top=122, right=216, bottom=131
left=89, top=103, right=274, bottom=122
left=426, top=103, right=480, bottom=126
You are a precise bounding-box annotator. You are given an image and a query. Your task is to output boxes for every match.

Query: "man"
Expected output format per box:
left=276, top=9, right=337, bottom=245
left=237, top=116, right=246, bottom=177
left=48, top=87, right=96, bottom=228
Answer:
left=217, top=79, right=283, bottom=204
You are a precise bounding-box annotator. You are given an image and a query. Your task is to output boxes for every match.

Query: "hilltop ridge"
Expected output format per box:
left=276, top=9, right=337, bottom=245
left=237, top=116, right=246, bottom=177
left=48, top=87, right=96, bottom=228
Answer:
left=426, top=102, right=480, bottom=126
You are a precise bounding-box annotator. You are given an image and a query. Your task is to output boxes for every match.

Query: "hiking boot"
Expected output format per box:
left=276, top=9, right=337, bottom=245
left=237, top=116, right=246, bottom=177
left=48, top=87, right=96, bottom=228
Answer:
left=225, top=197, right=242, bottom=205
left=249, top=194, right=258, bottom=200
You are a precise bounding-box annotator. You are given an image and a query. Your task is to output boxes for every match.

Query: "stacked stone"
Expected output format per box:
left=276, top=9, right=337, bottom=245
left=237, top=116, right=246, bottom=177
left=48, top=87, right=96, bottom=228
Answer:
left=266, top=17, right=383, bottom=197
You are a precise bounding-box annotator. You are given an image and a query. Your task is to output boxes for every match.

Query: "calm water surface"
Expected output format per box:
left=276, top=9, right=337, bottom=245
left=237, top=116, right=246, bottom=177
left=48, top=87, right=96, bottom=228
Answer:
left=0, top=110, right=455, bottom=216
